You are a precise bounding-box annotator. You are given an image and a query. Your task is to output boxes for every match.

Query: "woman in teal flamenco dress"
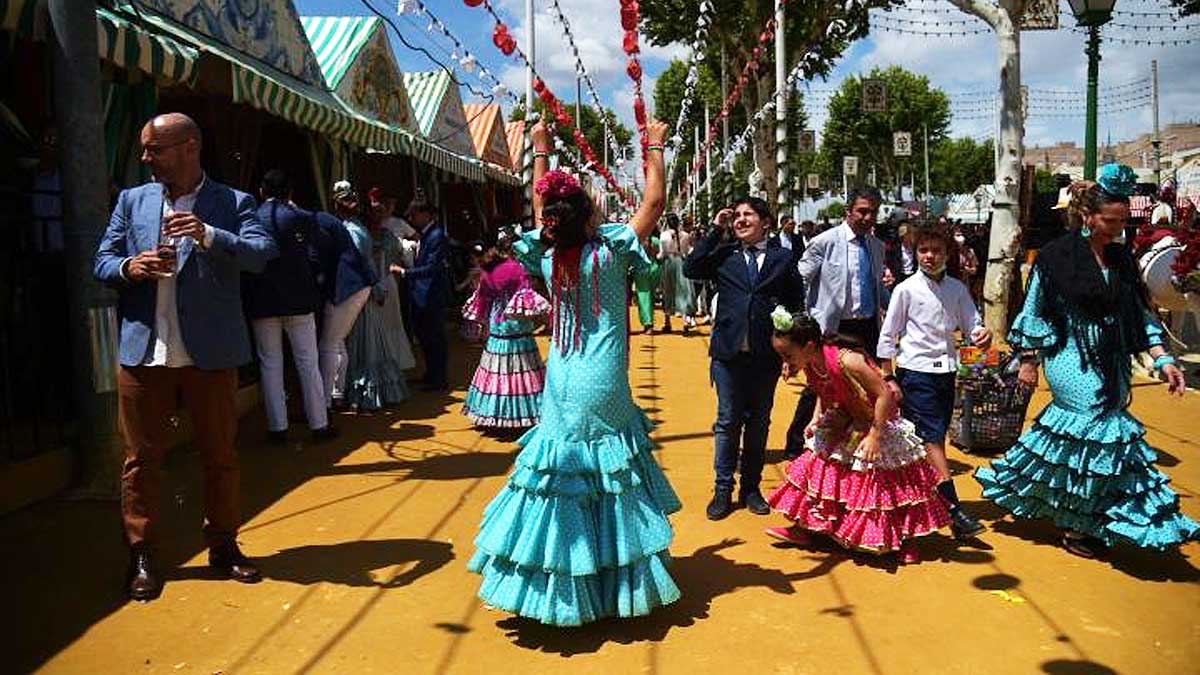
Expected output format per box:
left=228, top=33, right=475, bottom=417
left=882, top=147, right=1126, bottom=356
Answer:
left=468, top=120, right=681, bottom=626
left=976, top=164, right=1197, bottom=559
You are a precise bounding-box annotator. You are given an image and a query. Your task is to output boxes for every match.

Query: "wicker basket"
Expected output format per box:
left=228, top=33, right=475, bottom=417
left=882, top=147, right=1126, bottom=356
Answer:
left=950, top=363, right=1033, bottom=453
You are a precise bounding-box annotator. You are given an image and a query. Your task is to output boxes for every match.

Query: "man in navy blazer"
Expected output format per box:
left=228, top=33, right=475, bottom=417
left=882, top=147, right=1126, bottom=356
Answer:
left=685, top=198, right=805, bottom=520
left=93, top=113, right=277, bottom=601
left=398, top=193, right=450, bottom=391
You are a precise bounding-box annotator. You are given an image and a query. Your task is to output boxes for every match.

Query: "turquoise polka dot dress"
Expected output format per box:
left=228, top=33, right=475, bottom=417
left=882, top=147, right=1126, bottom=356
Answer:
left=975, top=267, right=1199, bottom=549
left=468, top=224, right=681, bottom=626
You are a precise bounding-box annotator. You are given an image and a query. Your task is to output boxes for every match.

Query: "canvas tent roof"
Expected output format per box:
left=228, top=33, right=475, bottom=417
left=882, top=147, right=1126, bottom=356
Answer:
left=506, top=121, right=526, bottom=171
left=463, top=103, right=511, bottom=169
left=300, top=16, right=416, bottom=132
left=403, top=70, right=476, bottom=158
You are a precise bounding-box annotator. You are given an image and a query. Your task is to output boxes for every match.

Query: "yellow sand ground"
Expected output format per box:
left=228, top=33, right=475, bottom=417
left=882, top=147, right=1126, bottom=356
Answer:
left=5, top=311, right=1199, bottom=674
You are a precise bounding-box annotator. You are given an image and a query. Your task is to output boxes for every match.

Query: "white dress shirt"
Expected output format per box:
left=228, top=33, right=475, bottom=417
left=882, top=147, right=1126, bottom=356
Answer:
left=877, top=270, right=982, bottom=373
left=840, top=222, right=872, bottom=320
left=125, top=178, right=215, bottom=367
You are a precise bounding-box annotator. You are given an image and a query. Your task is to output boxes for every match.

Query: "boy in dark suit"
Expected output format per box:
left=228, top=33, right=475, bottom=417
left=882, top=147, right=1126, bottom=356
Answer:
left=685, top=198, right=805, bottom=520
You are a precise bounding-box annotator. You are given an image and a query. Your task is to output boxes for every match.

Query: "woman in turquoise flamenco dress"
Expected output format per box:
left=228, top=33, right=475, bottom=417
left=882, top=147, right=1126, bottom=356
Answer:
left=468, top=119, right=681, bottom=625
left=976, top=164, right=1197, bottom=559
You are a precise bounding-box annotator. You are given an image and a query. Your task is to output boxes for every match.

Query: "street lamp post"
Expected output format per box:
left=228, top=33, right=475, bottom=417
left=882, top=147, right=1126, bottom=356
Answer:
left=1068, top=0, right=1116, bottom=181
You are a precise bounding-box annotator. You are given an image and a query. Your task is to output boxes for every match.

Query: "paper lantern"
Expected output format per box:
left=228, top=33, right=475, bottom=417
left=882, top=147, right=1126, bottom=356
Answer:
left=623, top=30, right=639, bottom=55
left=626, top=59, right=642, bottom=81
left=463, top=0, right=483, bottom=6
left=621, top=2, right=639, bottom=31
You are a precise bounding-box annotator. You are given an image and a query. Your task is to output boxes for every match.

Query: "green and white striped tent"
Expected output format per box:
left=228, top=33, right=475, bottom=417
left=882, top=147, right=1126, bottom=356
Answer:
left=301, top=16, right=416, bottom=133
left=1, top=0, right=198, bottom=87
left=403, top=70, right=477, bottom=160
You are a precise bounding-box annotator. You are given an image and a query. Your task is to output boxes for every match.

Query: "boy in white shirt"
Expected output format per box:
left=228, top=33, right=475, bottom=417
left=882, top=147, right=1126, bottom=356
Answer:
left=878, top=223, right=992, bottom=539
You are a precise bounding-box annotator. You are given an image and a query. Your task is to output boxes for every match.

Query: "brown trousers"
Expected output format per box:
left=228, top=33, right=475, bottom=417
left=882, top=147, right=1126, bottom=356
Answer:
left=118, top=366, right=239, bottom=549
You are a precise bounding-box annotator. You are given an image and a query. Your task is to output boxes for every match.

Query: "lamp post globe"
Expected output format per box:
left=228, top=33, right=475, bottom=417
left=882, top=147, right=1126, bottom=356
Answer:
left=1069, top=0, right=1116, bottom=180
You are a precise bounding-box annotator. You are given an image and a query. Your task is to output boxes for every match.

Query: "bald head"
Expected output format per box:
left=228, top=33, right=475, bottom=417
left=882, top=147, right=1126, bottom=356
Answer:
left=141, top=113, right=203, bottom=196
left=144, top=113, right=201, bottom=145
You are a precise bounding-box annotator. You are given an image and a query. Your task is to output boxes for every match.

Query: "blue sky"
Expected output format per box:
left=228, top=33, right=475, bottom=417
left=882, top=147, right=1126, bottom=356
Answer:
left=296, top=0, right=1199, bottom=160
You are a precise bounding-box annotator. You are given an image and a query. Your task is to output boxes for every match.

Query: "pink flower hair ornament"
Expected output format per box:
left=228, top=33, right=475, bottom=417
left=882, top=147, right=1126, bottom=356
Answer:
left=535, top=170, right=584, bottom=202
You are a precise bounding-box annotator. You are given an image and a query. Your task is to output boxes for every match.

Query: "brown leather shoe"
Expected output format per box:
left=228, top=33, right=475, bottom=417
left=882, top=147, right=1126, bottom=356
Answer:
left=127, top=549, right=162, bottom=601
left=209, top=543, right=262, bottom=583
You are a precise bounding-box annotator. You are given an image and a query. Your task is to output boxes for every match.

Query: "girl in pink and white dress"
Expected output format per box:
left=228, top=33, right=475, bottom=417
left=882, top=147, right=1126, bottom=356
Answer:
left=765, top=308, right=950, bottom=564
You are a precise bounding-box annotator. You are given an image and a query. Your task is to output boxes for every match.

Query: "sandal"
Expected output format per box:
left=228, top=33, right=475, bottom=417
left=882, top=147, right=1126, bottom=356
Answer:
left=899, top=542, right=921, bottom=565
left=1061, top=531, right=1107, bottom=559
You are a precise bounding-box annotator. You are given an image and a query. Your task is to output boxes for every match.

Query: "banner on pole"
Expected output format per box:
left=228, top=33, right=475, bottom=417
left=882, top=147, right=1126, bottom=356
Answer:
left=843, top=156, right=859, bottom=176
left=807, top=173, right=820, bottom=190
left=798, top=130, right=816, bottom=153
left=862, top=79, right=887, bottom=113
left=893, top=131, right=912, bottom=157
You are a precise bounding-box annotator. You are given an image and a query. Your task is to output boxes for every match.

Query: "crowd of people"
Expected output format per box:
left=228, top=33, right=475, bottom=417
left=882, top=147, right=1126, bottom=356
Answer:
left=95, top=113, right=1196, bottom=630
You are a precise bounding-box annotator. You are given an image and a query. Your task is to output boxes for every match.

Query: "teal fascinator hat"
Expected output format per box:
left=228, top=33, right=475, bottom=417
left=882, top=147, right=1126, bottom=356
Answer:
left=1096, top=163, right=1137, bottom=198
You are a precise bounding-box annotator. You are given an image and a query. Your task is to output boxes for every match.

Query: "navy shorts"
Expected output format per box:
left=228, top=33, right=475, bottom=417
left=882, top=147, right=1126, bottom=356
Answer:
left=896, top=368, right=956, bottom=444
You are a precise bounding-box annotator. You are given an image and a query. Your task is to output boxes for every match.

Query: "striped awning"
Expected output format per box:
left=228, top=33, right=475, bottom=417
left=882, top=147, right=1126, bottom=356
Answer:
left=403, top=70, right=452, bottom=136
left=506, top=121, right=527, bottom=170
left=96, top=7, right=197, bottom=86
left=299, top=16, right=376, bottom=90
left=123, top=8, right=410, bottom=154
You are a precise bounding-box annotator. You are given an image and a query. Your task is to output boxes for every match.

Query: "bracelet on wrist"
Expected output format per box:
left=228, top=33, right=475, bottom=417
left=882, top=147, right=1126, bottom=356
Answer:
left=1153, top=354, right=1177, bottom=372
left=646, top=144, right=665, bottom=153
left=532, top=151, right=551, bottom=160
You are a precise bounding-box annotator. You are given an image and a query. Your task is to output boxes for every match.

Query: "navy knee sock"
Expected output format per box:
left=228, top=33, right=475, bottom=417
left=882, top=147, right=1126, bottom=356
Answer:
left=936, top=480, right=961, bottom=511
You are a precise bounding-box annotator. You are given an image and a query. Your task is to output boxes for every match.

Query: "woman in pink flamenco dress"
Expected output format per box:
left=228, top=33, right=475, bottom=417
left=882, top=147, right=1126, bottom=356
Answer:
left=461, top=236, right=549, bottom=430
left=764, top=308, right=950, bottom=564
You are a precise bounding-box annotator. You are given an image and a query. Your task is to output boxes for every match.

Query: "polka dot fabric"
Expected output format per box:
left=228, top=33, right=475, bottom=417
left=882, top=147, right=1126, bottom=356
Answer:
left=975, top=268, right=1199, bottom=549
left=468, top=224, right=682, bottom=626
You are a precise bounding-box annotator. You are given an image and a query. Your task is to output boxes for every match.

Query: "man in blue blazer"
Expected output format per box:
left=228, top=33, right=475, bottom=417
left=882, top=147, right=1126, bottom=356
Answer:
left=685, top=198, right=805, bottom=520
left=93, top=113, right=277, bottom=601
left=399, top=193, right=450, bottom=391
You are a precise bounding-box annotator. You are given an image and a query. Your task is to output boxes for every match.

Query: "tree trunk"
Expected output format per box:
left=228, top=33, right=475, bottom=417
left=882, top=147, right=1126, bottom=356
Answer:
left=949, top=0, right=1024, bottom=337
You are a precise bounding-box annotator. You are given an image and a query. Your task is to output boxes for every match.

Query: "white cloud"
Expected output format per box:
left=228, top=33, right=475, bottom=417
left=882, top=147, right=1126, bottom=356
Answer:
left=814, top=1, right=1200, bottom=151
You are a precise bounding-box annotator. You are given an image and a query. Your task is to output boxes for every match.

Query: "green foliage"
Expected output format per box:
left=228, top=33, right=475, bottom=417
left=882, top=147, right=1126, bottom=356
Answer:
left=929, top=137, right=994, bottom=195
left=818, top=65, right=950, bottom=198
left=511, top=101, right=633, bottom=157
left=1033, top=168, right=1057, bottom=194
left=818, top=201, right=846, bottom=220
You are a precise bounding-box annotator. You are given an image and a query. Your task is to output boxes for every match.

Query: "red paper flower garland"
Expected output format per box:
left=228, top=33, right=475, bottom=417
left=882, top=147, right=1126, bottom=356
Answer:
left=678, top=5, right=785, bottom=203
left=620, top=0, right=650, bottom=173
left=465, top=0, right=632, bottom=207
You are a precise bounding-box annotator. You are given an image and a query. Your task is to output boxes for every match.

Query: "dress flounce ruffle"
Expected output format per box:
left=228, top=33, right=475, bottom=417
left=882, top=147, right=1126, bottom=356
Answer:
left=976, top=403, right=1199, bottom=549
left=468, top=411, right=681, bottom=625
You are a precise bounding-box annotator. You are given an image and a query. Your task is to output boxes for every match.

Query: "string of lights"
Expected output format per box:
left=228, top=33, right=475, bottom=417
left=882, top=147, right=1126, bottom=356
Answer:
left=460, top=0, right=630, bottom=203
left=1069, top=27, right=1200, bottom=45
left=399, top=1, right=515, bottom=104
left=665, top=1, right=716, bottom=196
left=544, top=0, right=624, bottom=160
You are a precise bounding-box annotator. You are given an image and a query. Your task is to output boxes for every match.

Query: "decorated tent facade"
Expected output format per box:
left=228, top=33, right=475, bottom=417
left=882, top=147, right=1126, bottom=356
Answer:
left=463, top=103, right=511, bottom=169
left=300, top=15, right=415, bottom=132
left=505, top=121, right=526, bottom=171
left=403, top=70, right=476, bottom=159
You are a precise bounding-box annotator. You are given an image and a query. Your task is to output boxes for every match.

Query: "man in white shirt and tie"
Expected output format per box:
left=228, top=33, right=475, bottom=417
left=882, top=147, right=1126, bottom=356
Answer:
left=784, top=187, right=889, bottom=458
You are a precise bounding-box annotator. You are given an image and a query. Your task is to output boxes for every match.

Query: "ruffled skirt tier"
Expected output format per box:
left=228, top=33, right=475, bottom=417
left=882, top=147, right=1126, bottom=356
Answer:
left=463, top=332, right=545, bottom=429
left=975, top=403, right=1199, bottom=549
left=468, top=412, right=682, bottom=626
left=768, top=418, right=950, bottom=553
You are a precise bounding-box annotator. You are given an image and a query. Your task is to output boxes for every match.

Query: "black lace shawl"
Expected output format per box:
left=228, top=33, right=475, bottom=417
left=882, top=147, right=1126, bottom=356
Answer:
left=1032, top=233, right=1153, bottom=410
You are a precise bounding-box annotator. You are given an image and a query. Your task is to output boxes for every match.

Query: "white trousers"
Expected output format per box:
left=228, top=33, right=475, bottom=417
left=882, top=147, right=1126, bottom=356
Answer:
left=319, top=287, right=370, bottom=407
left=252, top=313, right=328, bottom=432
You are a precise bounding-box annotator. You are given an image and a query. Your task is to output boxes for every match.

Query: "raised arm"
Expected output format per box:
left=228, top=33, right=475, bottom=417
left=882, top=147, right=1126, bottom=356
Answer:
left=629, top=120, right=668, bottom=241
left=530, top=121, right=552, bottom=225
